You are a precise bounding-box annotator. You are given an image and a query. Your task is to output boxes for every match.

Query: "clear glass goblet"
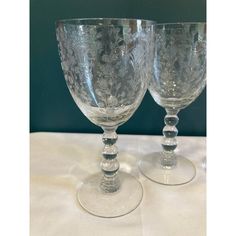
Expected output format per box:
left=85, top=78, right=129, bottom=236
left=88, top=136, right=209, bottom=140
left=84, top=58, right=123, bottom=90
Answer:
left=56, top=18, right=154, bottom=217
left=139, top=23, right=206, bottom=185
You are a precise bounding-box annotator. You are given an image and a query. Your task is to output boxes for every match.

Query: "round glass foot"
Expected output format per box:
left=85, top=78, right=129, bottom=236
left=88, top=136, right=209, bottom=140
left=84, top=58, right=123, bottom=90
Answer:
left=77, top=171, right=143, bottom=218
left=139, top=152, right=196, bottom=185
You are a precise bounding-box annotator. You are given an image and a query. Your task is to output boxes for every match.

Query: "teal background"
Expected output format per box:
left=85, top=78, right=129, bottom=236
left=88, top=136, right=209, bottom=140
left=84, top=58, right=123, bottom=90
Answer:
left=30, top=0, right=206, bottom=136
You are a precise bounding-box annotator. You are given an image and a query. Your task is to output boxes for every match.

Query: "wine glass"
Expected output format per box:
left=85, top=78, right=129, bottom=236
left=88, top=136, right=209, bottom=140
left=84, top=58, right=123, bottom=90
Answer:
left=139, top=22, right=206, bottom=185
left=56, top=18, right=154, bottom=217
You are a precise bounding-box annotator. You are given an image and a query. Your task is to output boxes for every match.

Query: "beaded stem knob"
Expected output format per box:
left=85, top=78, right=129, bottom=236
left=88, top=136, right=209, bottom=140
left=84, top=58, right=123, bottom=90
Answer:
left=100, top=128, right=120, bottom=193
left=161, top=110, right=179, bottom=169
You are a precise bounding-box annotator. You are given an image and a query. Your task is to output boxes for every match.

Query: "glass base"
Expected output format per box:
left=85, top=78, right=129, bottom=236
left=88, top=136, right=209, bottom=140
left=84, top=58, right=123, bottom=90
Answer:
left=139, top=152, right=196, bottom=185
left=77, top=171, right=143, bottom=218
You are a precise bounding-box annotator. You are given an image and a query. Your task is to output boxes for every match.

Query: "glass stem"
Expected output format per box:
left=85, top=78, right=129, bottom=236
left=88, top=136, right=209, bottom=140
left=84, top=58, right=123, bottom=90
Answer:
left=161, top=109, right=179, bottom=169
left=100, top=127, right=120, bottom=193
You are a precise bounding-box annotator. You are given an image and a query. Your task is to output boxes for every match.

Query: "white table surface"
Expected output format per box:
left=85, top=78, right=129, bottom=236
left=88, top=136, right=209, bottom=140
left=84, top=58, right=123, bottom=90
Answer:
left=30, top=132, right=206, bottom=236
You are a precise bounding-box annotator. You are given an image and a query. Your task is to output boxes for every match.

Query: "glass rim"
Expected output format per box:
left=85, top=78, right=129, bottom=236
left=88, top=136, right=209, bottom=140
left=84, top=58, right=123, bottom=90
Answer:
left=154, top=22, right=206, bottom=28
left=55, top=17, right=156, bottom=27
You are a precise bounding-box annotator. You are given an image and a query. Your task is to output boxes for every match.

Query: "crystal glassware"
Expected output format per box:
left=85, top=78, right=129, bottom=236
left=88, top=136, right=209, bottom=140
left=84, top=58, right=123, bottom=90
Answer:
left=139, top=23, right=206, bottom=185
left=56, top=18, right=154, bottom=217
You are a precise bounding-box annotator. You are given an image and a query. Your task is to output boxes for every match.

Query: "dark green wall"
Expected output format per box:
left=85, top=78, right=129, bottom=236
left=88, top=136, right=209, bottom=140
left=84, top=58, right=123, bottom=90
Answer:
left=30, top=0, right=206, bottom=136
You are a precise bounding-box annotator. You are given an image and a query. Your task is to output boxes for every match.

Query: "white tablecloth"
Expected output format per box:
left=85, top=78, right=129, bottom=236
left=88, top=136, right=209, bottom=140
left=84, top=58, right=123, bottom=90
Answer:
left=30, top=132, right=206, bottom=236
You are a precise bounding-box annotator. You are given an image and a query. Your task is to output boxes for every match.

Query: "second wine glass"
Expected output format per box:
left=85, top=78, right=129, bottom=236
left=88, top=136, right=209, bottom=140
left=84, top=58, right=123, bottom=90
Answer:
left=139, top=22, right=206, bottom=185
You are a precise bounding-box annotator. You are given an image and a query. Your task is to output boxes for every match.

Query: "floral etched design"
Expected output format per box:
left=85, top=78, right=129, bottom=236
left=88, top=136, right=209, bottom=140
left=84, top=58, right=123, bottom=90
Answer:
left=56, top=20, right=154, bottom=127
left=149, top=23, right=206, bottom=109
